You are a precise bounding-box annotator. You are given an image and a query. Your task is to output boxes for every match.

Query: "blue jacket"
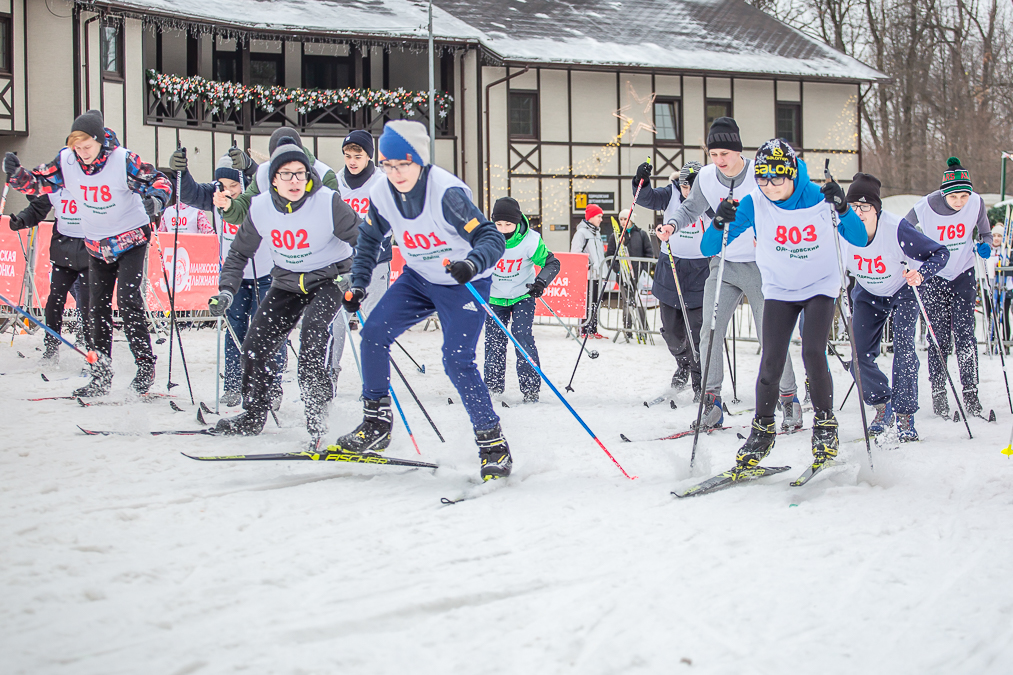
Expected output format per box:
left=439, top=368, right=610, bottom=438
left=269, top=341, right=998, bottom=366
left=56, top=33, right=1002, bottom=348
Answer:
left=701, top=159, right=868, bottom=256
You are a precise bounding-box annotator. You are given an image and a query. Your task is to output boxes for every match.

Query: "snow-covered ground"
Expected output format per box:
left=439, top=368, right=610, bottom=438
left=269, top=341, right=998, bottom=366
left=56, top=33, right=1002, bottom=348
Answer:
left=3, top=318, right=1013, bottom=674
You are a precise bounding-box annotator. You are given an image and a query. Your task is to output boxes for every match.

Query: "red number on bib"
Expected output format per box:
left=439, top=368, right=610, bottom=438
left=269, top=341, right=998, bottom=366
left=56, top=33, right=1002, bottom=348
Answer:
left=296, top=229, right=309, bottom=249
left=775, top=226, right=788, bottom=244
left=282, top=231, right=295, bottom=249
left=874, top=256, right=886, bottom=274
left=61, top=199, right=78, bottom=214
left=416, top=235, right=431, bottom=250
left=271, top=230, right=284, bottom=248
left=226, top=222, right=239, bottom=235
left=100, top=186, right=112, bottom=202
left=937, top=224, right=967, bottom=241
left=803, top=225, right=817, bottom=242
left=429, top=231, right=448, bottom=246
left=402, top=233, right=417, bottom=249
left=776, top=226, right=814, bottom=245
left=788, top=227, right=802, bottom=244
left=270, top=229, right=309, bottom=250
left=853, top=254, right=864, bottom=272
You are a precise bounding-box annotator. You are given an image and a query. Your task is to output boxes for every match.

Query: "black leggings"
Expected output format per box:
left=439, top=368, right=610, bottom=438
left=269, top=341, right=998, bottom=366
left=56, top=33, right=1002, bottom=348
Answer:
left=756, top=295, right=836, bottom=418
left=89, top=244, right=154, bottom=363
left=46, top=265, right=90, bottom=349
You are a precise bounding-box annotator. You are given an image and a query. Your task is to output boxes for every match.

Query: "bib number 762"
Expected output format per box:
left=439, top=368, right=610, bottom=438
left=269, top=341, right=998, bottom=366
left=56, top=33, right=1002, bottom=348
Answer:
left=775, top=225, right=817, bottom=245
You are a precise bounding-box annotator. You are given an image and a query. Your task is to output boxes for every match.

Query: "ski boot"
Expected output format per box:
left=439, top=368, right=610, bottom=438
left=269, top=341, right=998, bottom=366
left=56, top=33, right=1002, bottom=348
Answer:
left=811, top=410, right=839, bottom=463
left=692, top=393, right=723, bottom=429
left=962, top=387, right=982, bottom=417
left=869, top=401, right=895, bottom=436
left=523, top=391, right=539, bottom=404
left=220, top=390, right=242, bottom=407
left=304, top=398, right=331, bottom=446
left=41, top=337, right=60, bottom=366
left=778, top=393, right=803, bottom=431
left=671, top=367, right=689, bottom=392
left=896, top=413, right=919, bottom=442
left=73, top=354, right=113, bottom=398
left=215, top=410, right=268, bottom=436
left=735, top=416, right=777, bottom=468
left=931, top=389, right=949, bottom=418
left=476, top=423, right=512, bottom=481
left=129, top=357, right=156, bottom=395
left=332, top=396, right=393, bottom=454
left=269, top=380, right=284, bottom=411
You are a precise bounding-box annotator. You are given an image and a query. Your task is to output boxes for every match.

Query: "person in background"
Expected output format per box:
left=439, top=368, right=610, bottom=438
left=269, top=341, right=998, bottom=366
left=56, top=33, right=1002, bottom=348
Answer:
left=570, top=203, right=607, bottom=338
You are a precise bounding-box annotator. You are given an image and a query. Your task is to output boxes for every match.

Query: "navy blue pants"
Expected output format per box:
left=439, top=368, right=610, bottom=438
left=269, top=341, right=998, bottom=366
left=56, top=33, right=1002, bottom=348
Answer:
left=360, top=266, right=499, bottom=432
left=484, top=298, right=540, bottom=397
left=921, top=268, right=978, bottom=393
left=224, top=275, right=285, bottom=393
left=852, top=284, right=921, bottom=414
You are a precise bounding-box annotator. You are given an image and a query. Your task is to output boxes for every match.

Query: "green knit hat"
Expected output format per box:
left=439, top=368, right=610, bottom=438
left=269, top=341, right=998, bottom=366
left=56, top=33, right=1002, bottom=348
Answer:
left=941, top=156, right=972, bottom=195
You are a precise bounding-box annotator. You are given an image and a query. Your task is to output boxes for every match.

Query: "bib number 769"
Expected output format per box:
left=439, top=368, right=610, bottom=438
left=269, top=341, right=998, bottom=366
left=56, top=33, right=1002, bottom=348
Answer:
left=937, top=223, right=965, bottom=241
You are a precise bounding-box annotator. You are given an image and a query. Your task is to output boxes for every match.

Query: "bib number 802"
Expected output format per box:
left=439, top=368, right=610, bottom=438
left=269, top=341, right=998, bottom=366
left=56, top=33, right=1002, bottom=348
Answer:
left=775, top=225, right=818, bottom=245
left=271, top=229, right=310, bottom=250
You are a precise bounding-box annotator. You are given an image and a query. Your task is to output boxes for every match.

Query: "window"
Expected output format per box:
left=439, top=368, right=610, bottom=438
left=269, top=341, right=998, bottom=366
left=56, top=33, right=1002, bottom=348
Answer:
left=509, top=91, right=538, bottom=140
left=249, top=54, right=283, bottom=87
left=100, top=20, right=123, bottom=78
left=705, top=100, right=732, bottom=132
left=654, top=99, right=681, bottom=143
left=215, top=52, right=239, bottom=83
left=776, top=104, right=802, bottom=147
left=303, top=54, right=353, bottom=90
left=0, top=15, right=10, bottom=74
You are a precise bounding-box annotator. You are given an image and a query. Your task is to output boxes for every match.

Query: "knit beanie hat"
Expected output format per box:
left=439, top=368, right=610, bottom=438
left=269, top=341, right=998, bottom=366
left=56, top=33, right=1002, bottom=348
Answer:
left=269, top=137, right=311, bottom=182
left=70, top=109, right=105, bottom=143
left=492, top=197, right=523, bottom=225
left=269, top=127, right=303, bottom=155
left=707, top=117, right=742, bottom=152
left=343, top=130, right=375, bottom=158
left=214, top=154, right=241, bottom=183
left=378, top=120, right=430, bottom=166
left=846, top=172, right=883, bottom=214
left=585, top=204, right=603, bottom=220
left=754, top=138, right=798, bottom=180
left=679, top=160, right=704, bottom=187
left=941, top=156, right=973, bottom=195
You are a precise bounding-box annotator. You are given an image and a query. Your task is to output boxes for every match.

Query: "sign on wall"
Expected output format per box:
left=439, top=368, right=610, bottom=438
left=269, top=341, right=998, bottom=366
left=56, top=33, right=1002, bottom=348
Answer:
left=573, top=192, right=615, bottom=212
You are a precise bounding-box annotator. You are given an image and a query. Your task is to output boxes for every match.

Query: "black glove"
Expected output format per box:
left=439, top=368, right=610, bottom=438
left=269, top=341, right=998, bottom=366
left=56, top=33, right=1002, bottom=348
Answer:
left=143, top=196, right=163, bottom=221
left=342, top=287, right=367, bottom=314
left=228, top=147, right=253, bottom=172
left=634, top=162, right=653, bottom=188
left=168, top=148, right=188, bottom=173
left=526, top=279, right=548, bottom=298
left=821, top=180, right=848, bottom=215
left=713, top=198, right=738, bottom=229
left=208, top=290, right=233, bottom=317
left=4, top=151, right=20, bottom=176
left=8, top=214, right=25, bottom=231
left=445, top=259, right=478, bottom=284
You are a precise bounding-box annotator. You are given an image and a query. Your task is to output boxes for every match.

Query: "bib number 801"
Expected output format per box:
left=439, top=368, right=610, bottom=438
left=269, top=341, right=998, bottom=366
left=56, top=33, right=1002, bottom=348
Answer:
left=401, top=231, right=449, bottom=250
left=775, top=225, right=818, bottom=245
left=271, top=229, right=310, bottom=250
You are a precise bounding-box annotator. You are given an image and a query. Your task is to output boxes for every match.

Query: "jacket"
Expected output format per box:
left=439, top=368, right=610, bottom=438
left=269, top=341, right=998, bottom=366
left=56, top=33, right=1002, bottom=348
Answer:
left=570, top=219, right=606, bottom=280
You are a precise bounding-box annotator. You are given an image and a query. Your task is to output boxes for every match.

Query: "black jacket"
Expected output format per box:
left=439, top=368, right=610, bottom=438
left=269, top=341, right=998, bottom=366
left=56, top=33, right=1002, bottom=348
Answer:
left=605, top=223, right=654, bottom=279
left=11, top=195, right=90, bottom=271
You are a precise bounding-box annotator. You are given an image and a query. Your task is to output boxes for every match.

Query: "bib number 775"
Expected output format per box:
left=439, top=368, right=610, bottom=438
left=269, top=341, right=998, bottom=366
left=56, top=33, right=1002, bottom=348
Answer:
left=854, top=254, right=886, bottom=274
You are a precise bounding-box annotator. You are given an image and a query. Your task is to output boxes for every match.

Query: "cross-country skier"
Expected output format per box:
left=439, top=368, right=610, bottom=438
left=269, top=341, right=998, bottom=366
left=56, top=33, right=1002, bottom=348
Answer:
left=842, top=173, right=949, bottom=441
left=157, top=199, right=212, bottom=233
left=332, top=120, right=510, bottom=480
left=8, top=190, right=91, bottom=364
left=4, top=110, right=171, bottom=396
left=903, top=157, right=991, bottom=417
left=633, top=161, right=709, bottom=395
left=484, top=196, right=560, bottom=403
left=206, top=138, right=359, bottom=443
left=700, top=139, right=867, bottom=468
left=644, top=118, right=800, bottom=431
left=166, top=148, right=284, bottom=408
left=570, top=204, right=607, bottom=338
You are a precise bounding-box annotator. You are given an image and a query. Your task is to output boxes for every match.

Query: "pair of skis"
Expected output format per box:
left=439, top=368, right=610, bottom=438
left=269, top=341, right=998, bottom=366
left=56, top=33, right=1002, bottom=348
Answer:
left=673, top=457, right=839, bottom=498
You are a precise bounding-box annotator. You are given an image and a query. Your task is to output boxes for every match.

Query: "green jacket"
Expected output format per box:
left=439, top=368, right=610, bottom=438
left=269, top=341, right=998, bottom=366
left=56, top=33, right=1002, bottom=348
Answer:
left=490, top=221, right=561, bottom=306
left=221, top=146, right=339, bottom=224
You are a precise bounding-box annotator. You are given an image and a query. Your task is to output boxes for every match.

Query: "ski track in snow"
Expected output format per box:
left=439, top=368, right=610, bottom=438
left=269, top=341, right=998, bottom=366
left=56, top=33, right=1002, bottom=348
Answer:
left=3, top=325, right=1013, bottom=674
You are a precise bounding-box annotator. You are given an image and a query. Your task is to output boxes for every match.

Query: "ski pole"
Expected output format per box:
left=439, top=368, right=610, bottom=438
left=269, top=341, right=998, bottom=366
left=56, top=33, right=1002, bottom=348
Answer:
left=565, top=157, right=650, bottom=391
left=214, top=184, right=227, bottom=415
left=902, top=261, right=973, bottom=438
left=446, top=262, right=635, bottom=479
left=0, top=292, right=99, bottom=363
left=394, top=339, right=425, bottom=373
left=151, top=228, right=195, bottom=404
left=537, top=296, right=598, bottom=359
left=975, top=255, right=1012, bottom=413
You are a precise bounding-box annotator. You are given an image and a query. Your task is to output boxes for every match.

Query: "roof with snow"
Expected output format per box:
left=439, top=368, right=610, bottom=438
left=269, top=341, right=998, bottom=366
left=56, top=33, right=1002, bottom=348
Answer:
left=85, top=0, right=886, bottom=82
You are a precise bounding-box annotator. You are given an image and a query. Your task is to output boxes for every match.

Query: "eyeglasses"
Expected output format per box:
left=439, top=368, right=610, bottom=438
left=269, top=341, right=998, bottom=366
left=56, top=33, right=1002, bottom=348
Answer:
left=851, top=203, right=876, bottom=213
left=755, top=175, right=788, bottom=187
left=276, top=171, right=307, bottom=182
left=381, top=161, right=415, bottom=175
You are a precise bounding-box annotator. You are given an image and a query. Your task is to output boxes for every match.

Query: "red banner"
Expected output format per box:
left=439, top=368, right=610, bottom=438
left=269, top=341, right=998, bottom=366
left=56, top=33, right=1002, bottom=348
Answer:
left=0, top=216, right=31, bottom=304
left=146, top=233, right=221, bottom=311
left=389, top=246, right=588, bottom=319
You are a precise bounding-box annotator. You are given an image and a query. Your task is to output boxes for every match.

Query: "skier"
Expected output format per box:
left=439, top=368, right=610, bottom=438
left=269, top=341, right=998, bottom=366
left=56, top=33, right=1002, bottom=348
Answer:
left=484, top=196, right=560, bottom=403
left=157, top=199, right=213, bottom=234
left=903, top=157, right=992, bottom=417
left=333, top=120, right=510, bottom=480
left=606, top=208, right=653, bottom=339
left=644, top=118, right=800, bottom=431
left=842, top=173, right=949, bottom=441
left=8, top=189, right=91, bottom=363
left=633, top=161, right=709, bottom=394
left=327, top=130, right=390, bottom=383
left=985, top=224, right=1012, bottom=346
left=166, top=148, right=284, bottom=408
left=570, top=204, right=607, bottom=338
left=4, top=110, right=171, bottom=396
left=700, top=139, right=867, bottom=469
left=206, top=138, right=359, bottom=443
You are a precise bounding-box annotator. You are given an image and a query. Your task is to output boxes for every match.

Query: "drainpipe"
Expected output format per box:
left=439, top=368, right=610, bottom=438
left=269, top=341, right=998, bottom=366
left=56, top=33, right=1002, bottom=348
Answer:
left=484, top=66, right=529, bottom=210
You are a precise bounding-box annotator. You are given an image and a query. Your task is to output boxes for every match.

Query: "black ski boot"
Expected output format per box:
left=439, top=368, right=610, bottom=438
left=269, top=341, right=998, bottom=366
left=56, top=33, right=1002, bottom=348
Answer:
left=129, top=357, right=156, bottom=395
left=73, top=354, right=113, bottom=398
left=42, top=337, right=60, bottom=365
left=735, top=416, right=777, bottom=468
left=671, top=365, right=689, bottom=392
left=931, top=389, right=949, bottom=418
left=215, top=410, right=268, bottom=436
left=332, top=396, right=393, bottom=453
left=522, top=391, right=539, bottom=404
left=476, top=423, right=512, bottom=481
left=811, top=410, right=840, bottom=463
left=304, top=398, right=331, bottom=446
left=962, top=387, right=982, bottom=417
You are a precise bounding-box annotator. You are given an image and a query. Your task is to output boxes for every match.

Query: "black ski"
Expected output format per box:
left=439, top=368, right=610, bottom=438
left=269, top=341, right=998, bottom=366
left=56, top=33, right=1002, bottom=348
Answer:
left=672, top=465, right=791, bottom=498
left=644, top=396, right=666, bottom=408
left=790, top=458, right=840, bottom=487
left=78, top=425, right=216, bottom=437
left=183, top=448, right=438, bottom=469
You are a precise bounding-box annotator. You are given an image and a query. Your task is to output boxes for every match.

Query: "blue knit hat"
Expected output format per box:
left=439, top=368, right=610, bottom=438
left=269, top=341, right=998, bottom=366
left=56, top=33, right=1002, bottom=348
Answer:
left=378, top=120, right=430, bottom=166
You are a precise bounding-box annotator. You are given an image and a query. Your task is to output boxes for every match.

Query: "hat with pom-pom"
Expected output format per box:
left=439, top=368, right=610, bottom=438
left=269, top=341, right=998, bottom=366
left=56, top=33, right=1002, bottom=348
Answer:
left=941, top=156, right=973, bottom=195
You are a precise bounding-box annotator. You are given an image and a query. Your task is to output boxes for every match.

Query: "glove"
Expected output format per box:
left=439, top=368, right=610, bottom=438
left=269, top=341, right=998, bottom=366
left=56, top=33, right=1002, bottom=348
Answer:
left=208, top=290, right=233, bottom=317
left=228, top=147, right=253, bottom=172
left=4, top=151, right=20, bottom=176
left=143, top=196, right=163, bottom=221
left=445, top=259, right=478, bottom=284
left=342, top=287, right=367, bottom=314
left=634, top=162, right=653, bottom=187
left=168, top=148, right=188, bottom=173
left=8, top=214, right=25, bottom=231
left=977, top=242, right=992, bottom=259
left=526, top=279, right=548, bottom=298
left=821, top=180, right=849, bottom=215
left=713, top=199, right=738, bottom=229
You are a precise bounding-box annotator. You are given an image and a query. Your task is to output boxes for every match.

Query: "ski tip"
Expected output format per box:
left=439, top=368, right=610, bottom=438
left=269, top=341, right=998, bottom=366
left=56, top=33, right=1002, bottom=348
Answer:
left=670, top=400, right=677, bottom=409
left=200, top=401, right=213, bottom=414
left=17, top=351, right=25, bottom=358
left=501, top=401, right=510, bottom=408
left=447, top=397, right=454, bottom=404
left=77, top=397, right=87, bottom=407
left=40, top=373, right=49, bottom=382
left=620, top=433, right=632, bottom=443
left=988, top=409, right=997, bottom=423
left=170, top=401, right=184, bottom=412
left=197, top=408, right=208, bottom=426
left=722, top=402, right=730, bottom=413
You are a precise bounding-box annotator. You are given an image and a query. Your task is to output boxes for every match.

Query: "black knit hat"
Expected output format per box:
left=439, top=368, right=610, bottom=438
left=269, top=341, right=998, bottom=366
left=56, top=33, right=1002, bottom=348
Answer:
left=343, top=130, right=375, bottom=158
left=707, top=117, right=742, bottom=152
left=847, top=172, right=883, bottom=214
left=269, top=137, right=311, bottom=182
left=492, top=197, right=523, bottom=225
left=70, top=109, right=105, bottom=143
left=941, top=156, right=973, bottom=195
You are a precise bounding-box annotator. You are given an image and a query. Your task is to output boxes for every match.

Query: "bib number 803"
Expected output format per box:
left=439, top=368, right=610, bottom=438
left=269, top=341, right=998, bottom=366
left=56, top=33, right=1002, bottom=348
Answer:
left=775, top=225, right=817, bottom=245
left=271, top=229, right=310, bottom=250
